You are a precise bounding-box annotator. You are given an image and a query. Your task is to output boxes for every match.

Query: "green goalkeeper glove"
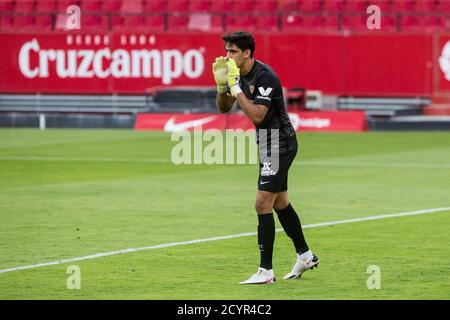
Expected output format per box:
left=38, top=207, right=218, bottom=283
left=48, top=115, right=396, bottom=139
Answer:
left=227, top=58, right=242, bottom=97
left=212, top=56, right=229, bottom=94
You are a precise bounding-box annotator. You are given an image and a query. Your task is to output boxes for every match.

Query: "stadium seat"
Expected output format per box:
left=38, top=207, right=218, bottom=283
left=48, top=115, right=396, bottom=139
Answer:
left=391, top=0, right=416, bottom=12
left=13, top=15, right=35, bottom=31
left=187, top=13, right=212, bottom=31
left=144, top=15, right=166, bottom=32
left=301, top=0, right=322, bottom=12
left=209, top=14, right=224, bottom=32
left=255, top=14, right=279, bottom=32
left=0, top=14, right=14, bottom=31
left=120, top=0, right=142, bottom=13
left=35, top=1, right=57, bottom=13
left=57, top=1, right=81, bottom=12
left=189, top=0, right=211, bottom=12
left=345, top=0, right=371, bottom=13
left=143, top=0, right=166, bottom=13
left=323, top=0, right=347, bottom=12
left=14, top=0, right=36, bottom=12
left=380, top=14, right=398, bottom=31
left=341, top=14, right=368, bottom=31
left=226, top=15, right=256, bottom=31
left=35, top=14, right=54, bottom=31
left=210, top=0, right=231, bottom=13
left=232, top=0, right=254, bottom=12
left=102, top=0, right=122, bottom=12
left=256, top=0, right=277, bottom=12
left=414, top=0, right=438, bottom=12
left=80, top=0, right=102, bottom=12
left=282, top=14, right=303, bottom=31
left=322, top=15, right=341, bottom=31
left=82, top=14, right=108, bottom=31
left=168, top=15, right=189, bottom=31
left=278, top=0, right=301, bottom=12
left=301, top=15, right=324, bottom=29
left=0, top=0, right=14, bottom=12
left=167, top=0, right=189, bottom=12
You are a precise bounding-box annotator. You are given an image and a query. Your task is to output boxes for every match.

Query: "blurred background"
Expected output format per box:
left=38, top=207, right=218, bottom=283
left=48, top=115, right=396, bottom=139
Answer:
left=1, top=0, right=450, bottom=131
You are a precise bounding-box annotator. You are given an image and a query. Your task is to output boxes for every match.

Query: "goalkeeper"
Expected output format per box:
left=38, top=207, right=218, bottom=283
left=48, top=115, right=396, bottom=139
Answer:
left=213, top=31, right=319, bottom=284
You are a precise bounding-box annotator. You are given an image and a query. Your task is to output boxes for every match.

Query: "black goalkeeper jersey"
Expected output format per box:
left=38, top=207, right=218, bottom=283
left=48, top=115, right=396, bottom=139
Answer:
left=239, top=60, right=297, bottom=155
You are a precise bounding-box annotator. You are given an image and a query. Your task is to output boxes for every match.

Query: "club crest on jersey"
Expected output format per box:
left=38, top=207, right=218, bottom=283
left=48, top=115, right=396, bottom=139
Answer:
left=249, top=85, right=255, bottom=94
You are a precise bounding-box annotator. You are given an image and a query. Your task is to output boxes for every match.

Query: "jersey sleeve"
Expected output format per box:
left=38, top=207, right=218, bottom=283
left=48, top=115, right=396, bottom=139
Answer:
left=253, top=71, right=281, bottom=107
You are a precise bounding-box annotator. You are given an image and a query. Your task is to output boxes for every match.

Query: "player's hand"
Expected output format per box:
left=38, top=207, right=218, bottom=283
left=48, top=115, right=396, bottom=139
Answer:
left=226, top=58, right=242, bottom=97
left=212, top=56, right=229, bottom=94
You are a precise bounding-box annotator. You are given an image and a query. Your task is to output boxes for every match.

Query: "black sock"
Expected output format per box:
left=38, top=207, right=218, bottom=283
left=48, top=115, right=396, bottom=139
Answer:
left=257, top=213, right=275, bottom=270
left=275, top=203, right=309, bottom=254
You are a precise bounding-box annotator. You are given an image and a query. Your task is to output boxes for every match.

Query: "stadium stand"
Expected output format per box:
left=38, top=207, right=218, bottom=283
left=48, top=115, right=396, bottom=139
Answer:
left=1, top=0, right=450, bottom=33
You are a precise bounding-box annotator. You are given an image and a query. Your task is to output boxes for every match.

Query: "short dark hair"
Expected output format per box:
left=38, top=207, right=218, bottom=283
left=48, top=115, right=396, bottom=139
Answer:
left=222, top=31, right=255, bottom=58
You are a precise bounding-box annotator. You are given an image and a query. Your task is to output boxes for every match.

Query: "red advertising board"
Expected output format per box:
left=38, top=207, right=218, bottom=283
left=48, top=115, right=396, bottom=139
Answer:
left=0, top=32, right=436, bottom=96
left=134, top=111, right=367, bottom=132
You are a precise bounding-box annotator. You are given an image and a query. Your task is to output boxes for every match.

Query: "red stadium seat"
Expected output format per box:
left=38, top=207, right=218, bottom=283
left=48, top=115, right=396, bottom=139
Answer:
left=232, top=0, right=254, bottom=12
left=301, top=0, right=322, bottom=12
left=210, top=14, right=224, bottom=32
left=341, top=14, right=368, bottom=31
left=0, top=0, right=14, bottom=12
left=301, top=15, right=324, bottom=29
left=57, top=1, right=80, bottom=13
left=189, top=0, right=211, bottom=12
left=282, top=14, right=303, bottom=31
left=121, top=0, right=142, bottom=13
left=380, top=14, right=397, bottom=31
left=187, top=13, right=212, bottom=31
left=35, top=14, right=54, bottom=31
left=391, top=0, right=416, bottom=12
left=255, top=14, right=279, bottom=32
left=168, top=15, right=189, bottom=31
left=414, top=0, right=437, bottom=11
left=13, top=15, right=35, bottom=31
left=102, top=0, right=122, bottom=12
left=0, top=13, right=14, bottom=31
left=278, top=0, right=301, bottom=12
left=167, top=0, right=189, bottom=12
left=226, top=15, right=256, bottom=31
left=82, top=14, right=108, bottom=31
left=210, top=0, right=232, bottom=13
left=346, top=0, right=371, bottom=13
left=14, top=0, right=35, bottom=12
left=144, top=15, right=166, bottom=32
left=322, top=15, right=340, bottom=30
left=256, top=0, right=277, bottom=12
left=323, top=0, right=347, bottom=12
left=80, top=0, right=102, bottom=12
left=36, top=1, right=57, bottom=13
left=143, top=0, right=166, bottom=13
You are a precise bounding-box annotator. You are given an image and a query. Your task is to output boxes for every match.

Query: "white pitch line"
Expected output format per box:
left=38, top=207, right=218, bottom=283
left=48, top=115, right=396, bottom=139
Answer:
left=0, top=206, right=449, bottom=275
left=1, top=156, right=450, bottom=169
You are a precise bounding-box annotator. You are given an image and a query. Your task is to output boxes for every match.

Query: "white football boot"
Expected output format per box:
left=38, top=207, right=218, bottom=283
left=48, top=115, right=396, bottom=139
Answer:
left=239, top=267, right=276, bottom=285
left=283, top=250, right=319, bottom=280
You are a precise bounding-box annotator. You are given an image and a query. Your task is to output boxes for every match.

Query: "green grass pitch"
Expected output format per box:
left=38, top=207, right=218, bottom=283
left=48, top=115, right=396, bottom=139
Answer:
left=0, top=129, right=449, bottom=299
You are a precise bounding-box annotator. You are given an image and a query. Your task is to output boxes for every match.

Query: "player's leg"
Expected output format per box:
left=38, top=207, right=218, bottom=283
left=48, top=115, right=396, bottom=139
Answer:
left=275, top=192, right=319, bottom=280
left=274, top=192, right=309, bottom=254
left=240, top=190, right=278, bottom=284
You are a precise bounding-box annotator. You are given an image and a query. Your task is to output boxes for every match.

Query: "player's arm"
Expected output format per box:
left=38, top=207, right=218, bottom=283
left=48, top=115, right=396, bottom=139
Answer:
left=227, top=58, right=272, bottom=125
left=216, top=92, right=236, bottom=113
left=213, top=56, right=235, bottom=113
left=234, top=94, right=267, bottom=125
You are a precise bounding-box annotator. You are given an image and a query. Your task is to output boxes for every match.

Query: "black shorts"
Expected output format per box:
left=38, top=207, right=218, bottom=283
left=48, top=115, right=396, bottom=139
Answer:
left=257, top=147, right=297, bottom=193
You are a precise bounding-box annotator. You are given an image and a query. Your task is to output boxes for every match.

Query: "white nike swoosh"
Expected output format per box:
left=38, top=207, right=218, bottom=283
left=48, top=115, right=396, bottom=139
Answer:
left=163, top=116, right=217, bottom=132
left=260, top=181, right=270, bottom=185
